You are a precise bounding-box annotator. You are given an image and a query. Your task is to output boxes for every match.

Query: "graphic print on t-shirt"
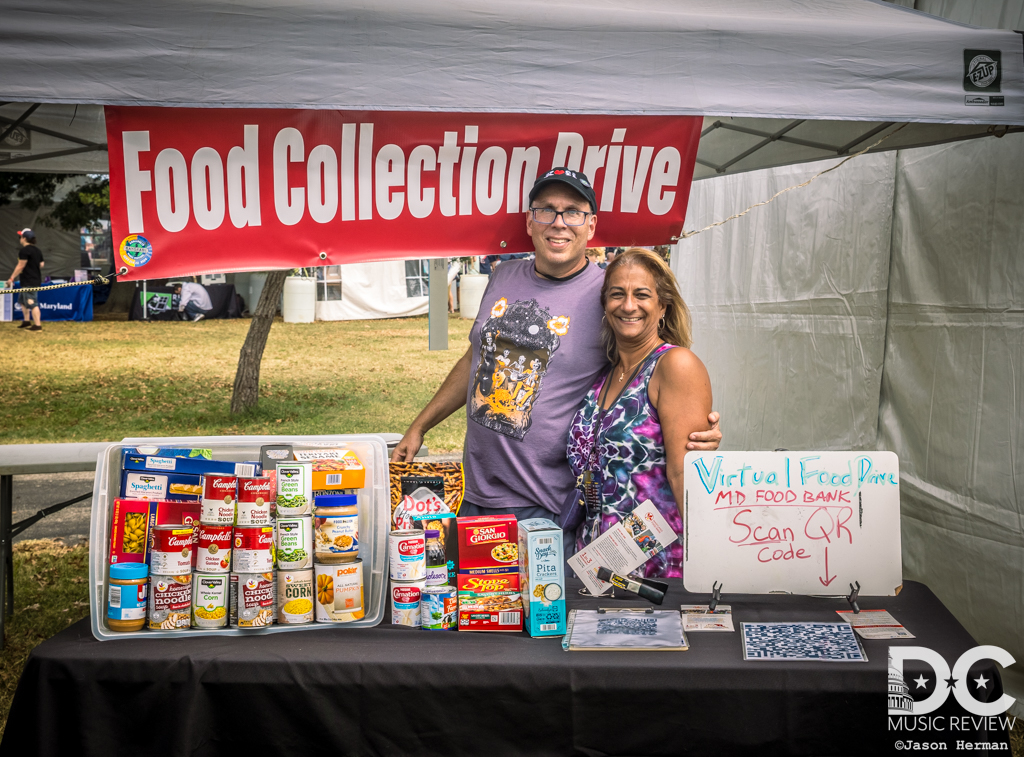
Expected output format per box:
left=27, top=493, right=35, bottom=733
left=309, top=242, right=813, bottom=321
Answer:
left=471, top=297, right=570, bottom=440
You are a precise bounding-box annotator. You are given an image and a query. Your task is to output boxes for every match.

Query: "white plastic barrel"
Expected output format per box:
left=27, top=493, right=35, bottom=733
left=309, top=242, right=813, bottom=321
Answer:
left=282, top=276, right=316, bottom=323
left=459, top=274, right=489, bottom=320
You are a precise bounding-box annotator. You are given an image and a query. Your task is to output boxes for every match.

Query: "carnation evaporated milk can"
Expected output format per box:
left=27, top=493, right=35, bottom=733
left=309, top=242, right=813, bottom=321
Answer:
left=196, top=523, right=233, bottom=573
left=277, top=569, right=314, bottom=624
left=236, top=477, right=273, bottom=526
left=389, top=529, right=425, bottom=581
left=202, top=475, right=237, bottom=525
left=390, top=580, right=424, bottom=627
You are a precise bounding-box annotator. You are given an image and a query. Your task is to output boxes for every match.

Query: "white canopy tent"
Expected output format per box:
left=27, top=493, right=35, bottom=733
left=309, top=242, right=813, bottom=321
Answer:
left=2, top=0, right=1022, bottom=707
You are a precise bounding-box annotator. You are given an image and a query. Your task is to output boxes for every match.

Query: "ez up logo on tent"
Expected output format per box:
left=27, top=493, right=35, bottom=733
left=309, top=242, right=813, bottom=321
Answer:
left=964, top=50, right=1001, bottom=92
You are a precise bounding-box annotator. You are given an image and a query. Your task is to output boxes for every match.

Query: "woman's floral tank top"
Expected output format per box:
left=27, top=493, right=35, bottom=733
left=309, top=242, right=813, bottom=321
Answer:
left=566, top=343, right=683, bottom=579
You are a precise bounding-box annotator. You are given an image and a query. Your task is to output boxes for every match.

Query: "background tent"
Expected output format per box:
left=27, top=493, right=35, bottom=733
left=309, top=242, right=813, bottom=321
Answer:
left=2, top=0, right=1022, bottom=713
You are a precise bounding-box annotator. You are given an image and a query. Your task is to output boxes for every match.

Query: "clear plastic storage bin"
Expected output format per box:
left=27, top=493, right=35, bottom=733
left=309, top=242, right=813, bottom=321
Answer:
left=89, top=435, right=389, bottom=640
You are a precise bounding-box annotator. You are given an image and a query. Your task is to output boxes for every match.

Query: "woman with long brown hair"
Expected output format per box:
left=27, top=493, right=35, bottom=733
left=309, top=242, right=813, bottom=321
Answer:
left=566, top=248, right=713, bottom=578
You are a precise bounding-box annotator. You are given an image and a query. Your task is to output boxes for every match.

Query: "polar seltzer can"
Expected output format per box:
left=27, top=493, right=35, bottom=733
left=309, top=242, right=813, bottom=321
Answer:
left=191, top=573, right=229, bottom=628
left=277, top=569, right=314, bottom=624
left=236, top=477, right=273, bottom=526
left=197, top=523, right=233, bottom=573
left=276, top=516, right=313, bottom=570
left=389, top=529, right=425, bottom=581
left=202, top=475, right=237, bottom=525
left=233, top=526, right=274, bottom=573
left=390, top=580, right=425, bottom=627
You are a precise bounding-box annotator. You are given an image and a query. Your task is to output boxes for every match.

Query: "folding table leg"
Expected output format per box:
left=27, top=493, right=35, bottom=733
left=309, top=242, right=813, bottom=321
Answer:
left=0, top=474, right=12, bottom=649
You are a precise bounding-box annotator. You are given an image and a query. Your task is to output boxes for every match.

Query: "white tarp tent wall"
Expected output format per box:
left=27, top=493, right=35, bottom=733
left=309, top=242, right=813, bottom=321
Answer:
left=675, top=131, right=1024, bottom=714
left=315, top=261, right=430, bottom=321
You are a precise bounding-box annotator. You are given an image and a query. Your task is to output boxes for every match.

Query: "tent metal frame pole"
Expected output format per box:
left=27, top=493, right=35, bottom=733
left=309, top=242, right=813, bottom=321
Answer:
left=428, top=258, right=448, bottom=351
left=0, top=103, right=40, bottom=144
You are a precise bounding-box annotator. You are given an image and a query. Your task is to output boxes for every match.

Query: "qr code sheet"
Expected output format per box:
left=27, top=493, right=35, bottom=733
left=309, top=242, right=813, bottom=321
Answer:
left=741, top=622, right=866, bottom=662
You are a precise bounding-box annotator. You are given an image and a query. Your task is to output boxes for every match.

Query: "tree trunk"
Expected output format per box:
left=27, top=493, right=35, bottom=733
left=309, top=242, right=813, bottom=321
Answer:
left=230, top=270, right=289, bottom=414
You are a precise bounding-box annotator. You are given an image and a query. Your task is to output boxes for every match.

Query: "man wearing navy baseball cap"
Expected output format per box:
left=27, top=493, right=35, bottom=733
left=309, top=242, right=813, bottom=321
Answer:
left=6, top=228, right=44, bottom=331
left=391, top=167, right=721, bottom=557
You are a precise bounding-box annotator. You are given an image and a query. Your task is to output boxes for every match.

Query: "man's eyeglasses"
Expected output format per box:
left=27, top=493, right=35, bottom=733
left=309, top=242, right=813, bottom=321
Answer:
left=530, top=207, right=591, bottom=226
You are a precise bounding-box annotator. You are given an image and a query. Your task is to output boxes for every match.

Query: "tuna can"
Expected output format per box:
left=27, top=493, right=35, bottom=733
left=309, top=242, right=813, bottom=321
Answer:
left=196, top=523, right=233, bottom=573
left=390, top=579, right=425, bottom=627
left=277, top=569, right=314, bottom=624
left=149, top=525, right=195, bottom=575
left=389, top=529, right=425, bottom=581
left=191, top=573, right=229, bottom=628
left=229, top=572, right=275, bottom=628
left=201, top=475, right=237, bottom=525
left=314, top=560, right=365, bottom=623
left=233, top=525, right=274, bottom=573
left=148, top=574, right=192, bottom=630
left=276, top=516, right=313, bottom=570
left=236, top=477, right=273, bottom=526
left=421, top=585, right=458, bottom=630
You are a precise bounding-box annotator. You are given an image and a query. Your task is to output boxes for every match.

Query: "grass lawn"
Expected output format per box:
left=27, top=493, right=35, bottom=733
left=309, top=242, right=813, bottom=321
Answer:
left=0, top=314, right=473, bottom=451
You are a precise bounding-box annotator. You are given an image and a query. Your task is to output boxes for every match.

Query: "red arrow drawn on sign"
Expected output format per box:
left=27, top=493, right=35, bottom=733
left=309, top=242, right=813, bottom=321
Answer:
left=819, top=547, right=837, bottom=587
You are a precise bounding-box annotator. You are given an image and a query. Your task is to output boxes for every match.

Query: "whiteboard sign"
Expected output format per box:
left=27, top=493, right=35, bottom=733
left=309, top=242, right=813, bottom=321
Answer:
left=683, top=451, right=902, bottom=596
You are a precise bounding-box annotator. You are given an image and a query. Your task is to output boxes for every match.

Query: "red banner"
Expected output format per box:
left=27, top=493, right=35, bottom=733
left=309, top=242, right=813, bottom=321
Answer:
left=106, top=107, right=701, bottom=281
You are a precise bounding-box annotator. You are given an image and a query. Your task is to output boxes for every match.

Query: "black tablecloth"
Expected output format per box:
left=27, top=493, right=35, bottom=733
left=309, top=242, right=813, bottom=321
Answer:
left=3, top=580, right=1010, bottom=756
left=128, top=283, right=241, bottom=321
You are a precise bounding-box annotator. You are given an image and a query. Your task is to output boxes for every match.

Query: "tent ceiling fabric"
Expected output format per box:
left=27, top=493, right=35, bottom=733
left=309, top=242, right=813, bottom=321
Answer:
left=1, top=0, right=1022, bottom=123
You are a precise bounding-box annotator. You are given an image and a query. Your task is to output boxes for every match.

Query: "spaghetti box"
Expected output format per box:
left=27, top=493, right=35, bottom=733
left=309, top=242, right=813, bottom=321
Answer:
left=456, top=572, right=524, bottom=632
left=122, top=453, right=259, bottom=478
left=411, top=512, right=458, bottom=585
left=119, top=471, right=203, bottom=502
left=456, top=514, right=519, bottom=575
left=294, top=448, right=366, bottom=490
left=518, top=518, right=567, bottom=637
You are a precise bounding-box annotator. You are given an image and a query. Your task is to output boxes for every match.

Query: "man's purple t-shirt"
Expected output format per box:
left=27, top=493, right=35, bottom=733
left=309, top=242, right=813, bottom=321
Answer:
left=463, top=260, right=608, bottom=513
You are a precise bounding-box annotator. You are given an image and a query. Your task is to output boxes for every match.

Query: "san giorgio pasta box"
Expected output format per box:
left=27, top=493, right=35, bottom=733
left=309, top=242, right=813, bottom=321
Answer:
left=456, top=515, right=518, bottom=575
left=518, top=519, right=566, bottom=637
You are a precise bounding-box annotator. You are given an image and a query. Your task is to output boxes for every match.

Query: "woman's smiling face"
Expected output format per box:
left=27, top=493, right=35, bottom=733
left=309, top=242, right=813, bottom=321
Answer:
left=604, top=263, right=667, bottom=346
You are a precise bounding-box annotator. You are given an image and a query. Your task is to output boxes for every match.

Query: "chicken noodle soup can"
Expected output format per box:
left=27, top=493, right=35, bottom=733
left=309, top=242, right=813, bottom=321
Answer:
left=390, top=579, right=424, bottom=627
left=236, top=477, right=273, bottom=526
left=315, top=560, right=365, bottom=623
left=421, top=585, right=458, bottom=630
left=149, top=525, right=194, bottom=575
left=230, top=572, right=275, bottom=627
left=202, top=475, right=237, bottom=525
left=233, top=526, right=274, bottom=573
left=276, top=516, right=313, bottom=570
left=197, top=523, right=233, bottom=573
left=389, top=529, right=425, bottom=581
left=191, top=573, right=229, bottom=628
left=148, top=574, right=192, bottom=630
left=277, top=569, right=314, bottom=624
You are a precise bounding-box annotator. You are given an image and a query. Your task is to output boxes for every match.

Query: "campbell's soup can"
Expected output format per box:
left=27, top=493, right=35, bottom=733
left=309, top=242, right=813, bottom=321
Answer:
left=148, top=574, right=192, bottom=630
left=276, top=516, right=313, bottom=570
left=202, top=475, right=237, bottom=525
left=315, top=560, right=364, bottom=623
left=277, top=569, right=314, bottom=624
left=196, top=524, right=233, bottom=573
left=389, top=529, right=425, bottom=581
left=421, top=585, right=458, bottom=630
left=236, top=477, right=273, bottom=526
left=390, top=579, right=424, bottom=627
left=229, top=572, right=275, bottom=627
left=191, top=573, right=229, bottom=628
left=233, top=526, right=274, bottom=573
left=149, top=525, right=194, bottom=575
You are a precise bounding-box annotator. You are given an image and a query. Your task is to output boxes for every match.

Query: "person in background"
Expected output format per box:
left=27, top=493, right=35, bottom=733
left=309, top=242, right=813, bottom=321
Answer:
left=392, top=168, right=722, bottom=561
left=567, top=248, right=712, bottom=578
left=604, top=247, right=618, bottom=266
left=6, top=228, right=44, bottom=332
left=173, top=279, right=213, bottom=321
